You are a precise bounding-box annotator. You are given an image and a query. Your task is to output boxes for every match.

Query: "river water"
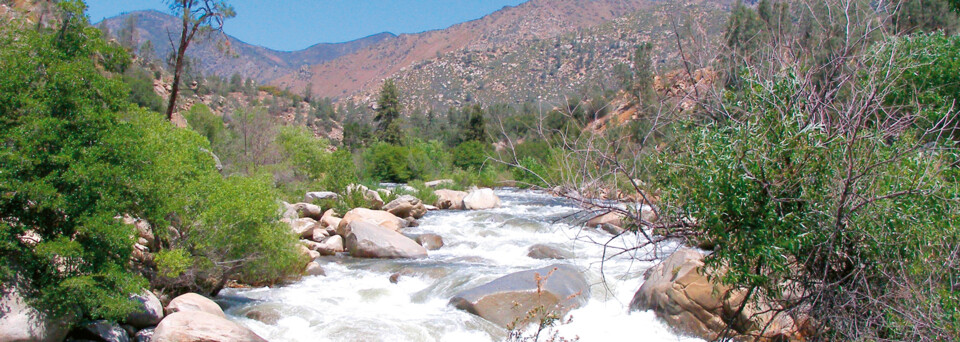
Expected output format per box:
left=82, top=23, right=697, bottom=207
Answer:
left=218, top=189, right=701, bottom=342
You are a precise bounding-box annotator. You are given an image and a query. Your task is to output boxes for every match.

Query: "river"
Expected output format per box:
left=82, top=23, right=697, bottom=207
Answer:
left=217, top=189, right=701, bottom=342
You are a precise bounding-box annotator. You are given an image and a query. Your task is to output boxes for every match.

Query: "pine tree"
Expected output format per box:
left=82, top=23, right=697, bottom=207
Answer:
left=374, top=79, right=404, bottom=145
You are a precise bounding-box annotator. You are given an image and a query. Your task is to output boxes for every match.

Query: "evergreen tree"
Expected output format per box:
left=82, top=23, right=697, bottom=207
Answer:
left=461, top=104, right=487, bottom=143
left=374, top=79, right=404, bottom=145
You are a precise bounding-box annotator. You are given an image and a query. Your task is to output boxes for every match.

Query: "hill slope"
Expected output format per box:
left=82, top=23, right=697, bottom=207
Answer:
left=270, top=0, right=661, bottom=99
left=97, top=10, right=394, bottom=82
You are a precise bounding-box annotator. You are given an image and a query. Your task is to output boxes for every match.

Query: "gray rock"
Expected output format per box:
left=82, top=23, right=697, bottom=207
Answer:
left=125, top=290, right=164, bottom=328
left=433, top=189, right=468, bottom=210
left=316, top=235, right=344, bottom=256
left=449, top=264, right=590, bottom=328
left=304, top=261, right=326, bottom=276
left=304, top=191, right=338, bottom=202
left=74, top=320, right=129, bottom=342
left=133, top=328, right=154, bottom=342
left=345, top=221, right=428, bottom=259
left=462, top=188, right=501, bottom=210
left=0, top=283, right=72, bottom=342
left=526, top=244, right=573, bottom=260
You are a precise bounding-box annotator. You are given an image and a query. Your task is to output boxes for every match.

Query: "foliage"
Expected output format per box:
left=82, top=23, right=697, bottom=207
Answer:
left=122, top=65, right=166, bottom=113
left=183, top=103, right=224, bottom=144
left=363, top=143, right=414, bottom=183
left=451, top=140, right=491, bottom=171
left=374, top=79, right=404, bottom=145
left=0, top=4, right=144, bottom=321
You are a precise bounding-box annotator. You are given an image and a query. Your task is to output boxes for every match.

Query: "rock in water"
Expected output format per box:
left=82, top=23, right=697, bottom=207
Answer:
left=449, top=264, right=589, bottom=328
left=164, top=293, right=225, bottom=317
left=383, top=195, right=427, bottom=219
left=629, top=248, right=803, bottom=341
left=526, top=244, right=573, bottom=260
left=462, top=188, right=501, bottom=210
left=345, top=221, right=427, bottom=259
left=125, top=290, right=164, bottom=328
left=133, top=328, right=154, bottom=342
left=336, top=208, right=407, bottom=235
left=433, top=189, right=468, bottom=209
left=415, top=234, right=444, bottom=250
left=70, top=320, right=129, bottom=342
left=317, top=235, right=345, bottom=256
left=152, top=311, right=266, bottom=342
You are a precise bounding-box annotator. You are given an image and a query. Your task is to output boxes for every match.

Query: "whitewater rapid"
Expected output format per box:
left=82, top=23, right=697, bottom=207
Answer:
left=218, top=189, right=702, bottom=342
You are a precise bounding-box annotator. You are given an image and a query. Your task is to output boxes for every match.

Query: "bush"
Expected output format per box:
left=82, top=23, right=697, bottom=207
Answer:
left=363, top=143, right=413, bottom=183
left=512, top=157, right=549, bottom=188
left=451, top=140, right=490, bottom=171
left=184, top=103, right=225, bottom=145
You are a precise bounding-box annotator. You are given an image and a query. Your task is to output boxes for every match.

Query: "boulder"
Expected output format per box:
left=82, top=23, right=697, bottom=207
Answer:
left=304, top=191, right=338, bottom=202
left=291, top=203, right=324, bottom=220
left=463, top=188, right=501, bottom=210
left=424, top=204, right=438, bottom=211
left=383, top=195, right=427, bottom=219
left=164, top=293, right=224, bottom=318
left=71, top=320, right=128, bottom=342
left=133, top=328, right=154, bottom=342
left=336, top=208, right=406, bottom=236
left=425, top=179, right=454, bottom=188
left=304, top=261, right=326, bottom=276
left=344, top=221, right=427, bottom=259
left=629, top=248, right=802, bottom=341
left=346, top=184, right=384, bottom=209
left=311, top=227, right=331, bottom=242
left=287, top=217, right=319, bottom=239
left=152, top=311, right=266, bottom=342
left=317, top=235, right=345, bottom=256
left=319, top=209, right=340, bottom=229
left=526, top=244, right=573, bottom=260
left=298, top=244, right=320, bottom=260
left=434, top=189, right=468, bottom=210
left=449, top=264, right=590, bottom=328
left=125, top=290, right=164, bottom=328
left=0, top=284, right=71, bottom=342
left=600, top=223, right=626, bottom=236
left=414, top=234, right=444, bottom=250
left=585, top=211, right=625, bottom=228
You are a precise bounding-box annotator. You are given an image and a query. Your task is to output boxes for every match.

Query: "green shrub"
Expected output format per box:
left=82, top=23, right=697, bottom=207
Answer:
left=512, top=157, right=549, bottom=188
left=363, top=142, right=413, bottom=182
left=184, top=103, right=225, bottom=145
left=451, top=140, right=490, bottom=171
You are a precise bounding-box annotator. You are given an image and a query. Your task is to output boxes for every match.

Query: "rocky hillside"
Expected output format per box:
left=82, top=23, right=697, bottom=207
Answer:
left=347, top=0, right=728, bottom=112
left=97, top=10, right=394, bottom=82
left=270, top=0, right=667, bottom=99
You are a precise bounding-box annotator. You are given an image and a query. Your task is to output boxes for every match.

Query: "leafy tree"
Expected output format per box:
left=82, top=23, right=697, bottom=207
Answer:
left=165, top=0, right=236, bottom=120
left=363, top=143, right=412, bottom=182
left=183, top=103, right=224, bottom=144
left=0, top=2, right=145, bottom=321
left=122, top=65, right=166, bottom=113
left=138, top=40, right=156, bottom=63
left=892, top=0, right=960, bottom=35
left=374, top=79, right=404, bottom=144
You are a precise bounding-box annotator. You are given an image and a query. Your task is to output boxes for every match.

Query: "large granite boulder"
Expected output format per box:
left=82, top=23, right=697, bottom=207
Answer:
left=449, top=264, right=590, bottom=328
left=383, top=195, right=427, bottom=219
left=0, top=284, right=72, bottom=342
left=164, top=293, right=224, bottom=317
left=585, top=211, right=625, bottom=228
left=152, top=311, right=266, bottom=342
left=629, top=248, right=803, bottom=341
left=125, top=290, right=164, bottom=328
left=344, top=221, right=427, bottom=259
left=434, top=189, right=468, bottom=210
left=414, top=234, right=444, bottom=250
left=286, top=217, right=319, bottom=239
left=317, top=235, right=345, bottom=256
left=336, top=208, right=407, bottom=236
left=462, top=188, right=501, bottom=210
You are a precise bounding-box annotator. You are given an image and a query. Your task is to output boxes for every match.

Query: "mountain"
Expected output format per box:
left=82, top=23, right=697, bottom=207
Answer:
left=270, top=0, right=666, bottom=99
left=347, top=0, right=729, bottom=111
left=97, top=10, right=394, bottom=82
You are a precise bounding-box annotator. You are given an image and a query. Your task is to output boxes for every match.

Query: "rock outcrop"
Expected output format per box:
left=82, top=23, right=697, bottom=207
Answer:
left=462, top=188, right=501, bottom=210
left=630, top=248, right=804, bottom=341
left=152, top=311, right=266, bottom=342
left=344, top=221, right=427, bottom=259
left=449, top=264, right=589, bottom=328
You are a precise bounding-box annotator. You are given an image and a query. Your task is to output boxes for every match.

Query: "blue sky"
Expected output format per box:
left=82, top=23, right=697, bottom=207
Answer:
left=85, top=0, right=529, bottom=51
